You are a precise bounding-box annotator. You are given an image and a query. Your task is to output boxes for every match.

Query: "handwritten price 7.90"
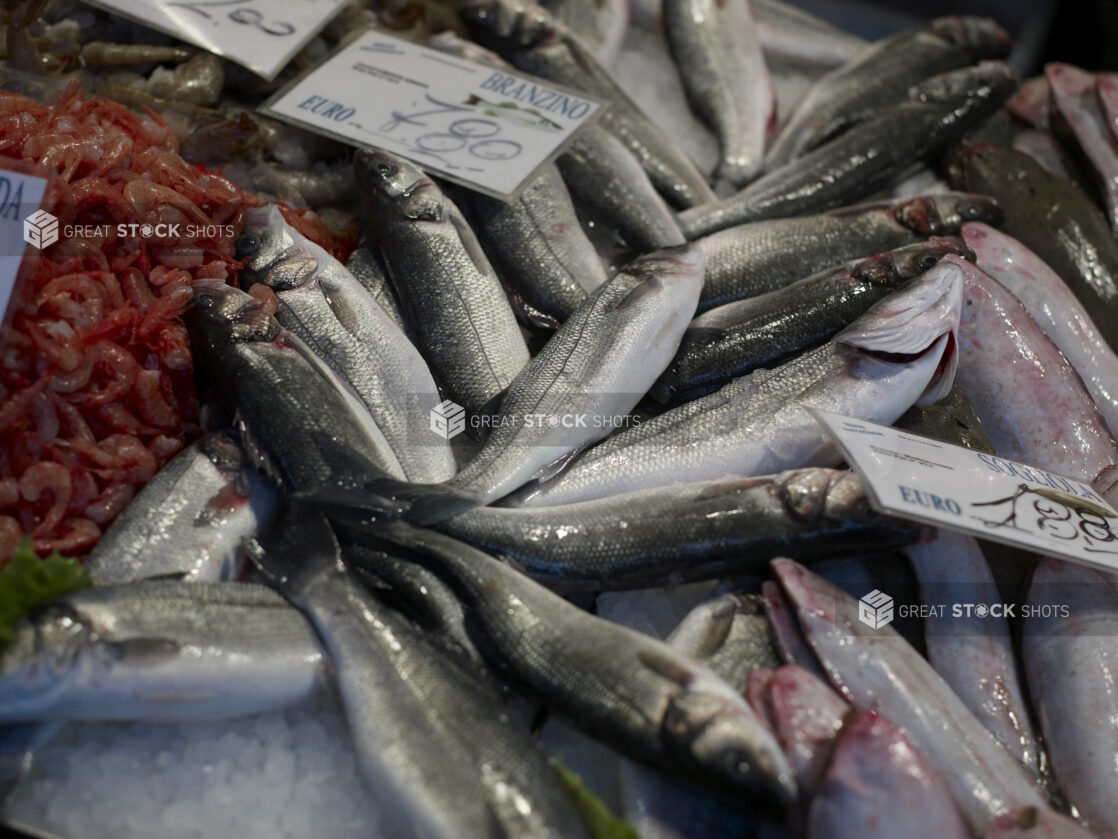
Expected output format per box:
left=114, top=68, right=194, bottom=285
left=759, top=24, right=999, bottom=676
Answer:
left=166, top=0, right=296, bottom=36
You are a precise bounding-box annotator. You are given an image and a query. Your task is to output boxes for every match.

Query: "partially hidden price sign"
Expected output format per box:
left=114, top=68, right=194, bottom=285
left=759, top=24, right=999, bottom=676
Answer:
left=83, top=0, right=347, bottom=80
left=811, top=408, right=1118, bottom=573
left=261, top=30, right=603, bottom=200
left=0, top=164, right=49, bottom=326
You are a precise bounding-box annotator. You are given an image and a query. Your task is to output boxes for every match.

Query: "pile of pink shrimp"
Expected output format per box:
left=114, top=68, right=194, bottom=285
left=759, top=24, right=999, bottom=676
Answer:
left=0, top=82, right=337, bottom=561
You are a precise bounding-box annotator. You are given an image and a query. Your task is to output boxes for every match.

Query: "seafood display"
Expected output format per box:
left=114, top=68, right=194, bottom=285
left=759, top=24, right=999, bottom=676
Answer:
left=3, top=1, right=1118, bottom=838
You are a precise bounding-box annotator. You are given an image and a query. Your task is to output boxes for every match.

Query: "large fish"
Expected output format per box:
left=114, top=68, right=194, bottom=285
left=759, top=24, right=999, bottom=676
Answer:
left=84, top=432, right=278, bottom=585
left=514, top=259, right=961, bottom=506
left=806, top=711, right=970, bottom=839
left=187, top=282, right=404, bottom=490
left=771, top=558, right=1048, bottom=833
left=557, top=125, right=687, bottom=252
left=663, top=0, right=774, bottom=186
left=1046, top=63, right=1118, bottom=231
left=1024, top=558, right=1118, bottom=839
left=904, top=531, right=1042, bottom=781
left=654, top=238, right=970, bottom=404
left=460, top=0, right=717, bottom=208
left=948, top=254, right=1118, bottom=503
left=354, top=148, right=529, bottom=416
left=0, top=581, right=323, bottom=722
left=619, top=592, right=783, bottom=839
left=465, top=163, right=608, bottom=328
left=766, top=16, right=1010, bottom=167
left=254, top=512, right=590, bottom=839
left=680, top=63, right=1018, bottom=238
left=433, top=246, right=701, bottom=511
left=374, top=523, right=797, bottom=803
left=412, top=469, right=922, bottom=590
left=692, top=192, right=1003, bottom=311
left=945, top=142, right=1118, bottom=352
left=962, top=222, right=1118, bottom=438
left=238, top=205, right=456, bottom=484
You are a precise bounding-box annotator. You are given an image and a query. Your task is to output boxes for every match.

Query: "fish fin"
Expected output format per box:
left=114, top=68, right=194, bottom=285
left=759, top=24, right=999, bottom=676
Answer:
left=637, top=648, right=696, bottom=687
left=611, top=276, right=664, bottom=311
left=526, top=448, right=583, bottom=484
left=477, top=387, right=508, bottom=421
left=296, top=475, right=477, bottom=527
left=143, top=571, right=191, bottom=582
left=247, top=503, right=342, bottom=592
left=233, top=411, right=286, bottom=488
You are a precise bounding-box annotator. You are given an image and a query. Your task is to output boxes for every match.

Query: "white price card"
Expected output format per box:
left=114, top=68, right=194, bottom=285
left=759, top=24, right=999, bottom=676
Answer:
left=0, top=165, right=49, bottom=326
left=260, top=30, right=603, bottom=199
left=811, top=408, right=1118, bottom=572
left=83, top=0, right=346, bottom=80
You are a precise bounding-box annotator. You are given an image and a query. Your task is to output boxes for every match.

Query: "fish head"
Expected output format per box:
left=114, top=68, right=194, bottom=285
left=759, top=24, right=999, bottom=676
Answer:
left=0, top=603, right=93, bottom=718
left=851, top=239, right=971, bottom=287
left=665, top=673, right=797, bottom=803
left=930, top=16, right=1011, bottom=58
left=236, top=205, right=319, bottom=292
left=910, top=61, right=1019, bottom=107
left=189, top=281, right=280, bottom=345
left=611, top=243, right=705, bottom=331
left=894, top=192, right=1005, bottom=234
left=459, top=0, right=557, bottom=50
left=355, top=148, right=444, bottom=223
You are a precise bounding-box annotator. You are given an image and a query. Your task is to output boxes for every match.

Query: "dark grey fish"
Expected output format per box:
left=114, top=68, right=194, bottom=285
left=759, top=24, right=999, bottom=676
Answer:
left=558, top=125, right=686, bottom=252
left=370, top=523, right=796, bottom=803
left=186, top=282, right=403, bottom=491
left=85, top=431, right=278, bottom=585
left=653, top=238, right=971, bottom=404
left=405, top=469, right=924, bottom=591
left=253, top=512, right=590, bottom=839
left=0, top=581, right=323, bottom=723
left=465, top=164, right=608, bottom=328
left=693, top=192, right=1003, bottom=311
left=679, top=62, right=1018, bottom=238
left=461, top=0, right=717, bottom=209
left=765, top=16, right=1010, bottom=167
left=355, top=148, right=530, bottom=415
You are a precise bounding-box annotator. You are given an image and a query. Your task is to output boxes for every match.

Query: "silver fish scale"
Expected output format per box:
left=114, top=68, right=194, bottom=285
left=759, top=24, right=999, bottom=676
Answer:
left=439, top=469, right=918, bottom=589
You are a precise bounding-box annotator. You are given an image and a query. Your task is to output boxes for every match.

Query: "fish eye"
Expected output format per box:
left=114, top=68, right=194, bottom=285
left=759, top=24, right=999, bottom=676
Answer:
left=958, top=202, right=982, bottom=220
left=235, top=232, right=262, bottom=259
left=917, top=254, right=939, bottom=271
left=375, top=161, right=394, bottom=175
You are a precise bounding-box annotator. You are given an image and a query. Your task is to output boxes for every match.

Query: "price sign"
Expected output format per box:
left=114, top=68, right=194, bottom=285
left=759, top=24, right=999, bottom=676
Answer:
left=0, top=164, right=49, bottom=326
left=812, top=408, right=1118, bottom=572
left=83, top=0, right=346, bottom=80
left=260, top=30, right=603, bottom=199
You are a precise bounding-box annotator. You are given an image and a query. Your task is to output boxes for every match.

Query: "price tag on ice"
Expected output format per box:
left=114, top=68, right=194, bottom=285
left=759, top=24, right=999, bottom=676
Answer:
left=0, top=165, right=49, bottom=325
left=261, top=30, right=603, bottom=199
left=82, top=0, right=346, bottom=80
left=812, top=409, right=1118, bottom=573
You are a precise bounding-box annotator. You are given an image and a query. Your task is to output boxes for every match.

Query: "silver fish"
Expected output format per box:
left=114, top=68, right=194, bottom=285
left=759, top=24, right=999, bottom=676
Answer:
left=254, top=512, right=590, bottom=839
left=85, top=432, right=278, bottom=585
left=187, top=282, right=404, bottom=490
left=1024, top=558, right=1118, bottom=838
left=376, top=523, right=797, bottom=803
left=806, top=710, right=970, bottom=839
left=766, top=16, right=1010, bottom=167
left=238, top=204, right=456, bottom=484
left=355, top=148, right=529, bottom=416
left=0, top=581, right=323, bottom=723
left=772, top=558, right=1047, bottom=833
left=557, top=125, right=686, bottom=252
left=539, top=0, right=629, bottom=66
left=680, top=62, right=1018, bottom=238
left=439, top=245, right=701, bottom=510
left=461, top=0, right=717, bottom=208
left=752, top=0, right=867, bottom=69
left=344, top=231, right=406, bottom=332
left=663, top=0, right=775, bottom=186
left=514, top=260, right=961, bottom=506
